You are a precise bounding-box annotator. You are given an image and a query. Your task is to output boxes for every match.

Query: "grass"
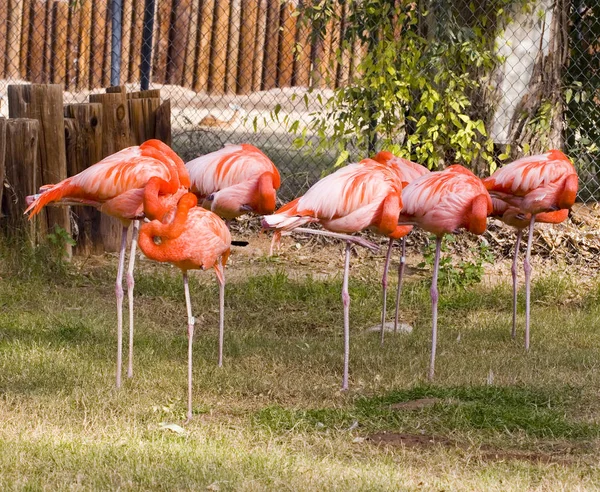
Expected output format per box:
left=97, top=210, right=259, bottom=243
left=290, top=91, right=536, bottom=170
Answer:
left=1, top=241, right=600, bottom=490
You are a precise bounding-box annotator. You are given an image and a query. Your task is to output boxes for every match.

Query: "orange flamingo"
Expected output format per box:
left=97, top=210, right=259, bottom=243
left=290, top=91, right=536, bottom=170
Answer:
left=262, top=158, right=406, bottom=390
left=186, top=143, right=281, bottom=220
left=372, top=151, right=430, bottom=341
left=483, top=150, right=578, bottom=350
left=398, top=165, right=492, bottom=380
left=138, top=191, right=231, bottom=422
left=25, top=140, right=190, bottom=387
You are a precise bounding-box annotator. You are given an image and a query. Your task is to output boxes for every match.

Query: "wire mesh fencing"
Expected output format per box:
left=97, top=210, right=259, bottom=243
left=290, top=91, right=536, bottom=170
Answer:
left=0, top=0, right=598, bottom=203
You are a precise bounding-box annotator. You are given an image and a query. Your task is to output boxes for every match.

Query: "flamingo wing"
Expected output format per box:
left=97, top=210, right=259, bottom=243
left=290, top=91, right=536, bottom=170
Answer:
left=186, top=143, right=280, bottom=196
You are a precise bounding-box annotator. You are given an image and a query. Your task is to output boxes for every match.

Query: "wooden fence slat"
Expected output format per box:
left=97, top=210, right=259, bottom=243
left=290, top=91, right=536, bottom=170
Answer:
left=65, top=1, right=81, bottom=89
left=101, top=0, right=112, bottom=87
left=6, top=0, right=24, bottom=78
left=252, top=0, right=267, bottom=91
left=335, top=1, right=350, bottom=88
left=208, top=0, right=231, bottom=94
left=28, top=0, right=47, bottom=83
left=167, top=0, right=193, bottom=85
left=129, top=0, right=145, bottom=81
left=278, top=0, right=297, bottom=88
left=152, top=0, right=171, bottom=83
left=7, top=84, right=71, bottom=251
left=0, top=0, right=8, bottom=79
left=183, top=0, right=200, bottom=88
left=43, top=0, right=53, bottom=83
left=90, top=0, right=107, bottom=88
left=293, top=0, right=312, bottom=87
left=19, top=0, right=32, bottom=79
left=64, top=102, right=104, bottom=255
left=225, top=0, right=242, bottom=93
left=237, top=0, right=258, bottom=94
left=76, top=0, right=92, bottom=89
left=51, top=0, right=69, bottom=86
left=262, top=0, right=281, bottom=90
left=3, top=118, right=40, bottom=239
left=155, top=99, right=172, bottom=146
left=120, top=0, right=134, bottom=84
left=193, top=0, right=216, bottom=92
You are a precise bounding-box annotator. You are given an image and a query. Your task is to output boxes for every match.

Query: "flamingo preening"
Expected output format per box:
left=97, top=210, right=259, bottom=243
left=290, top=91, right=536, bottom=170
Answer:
left=262, top=158, right=407, bottom=390
left=186, top=143, right=281, bottom=220
left=483, top=150, right=578, bottom=350
left=25, top=140, right=190, bottom=387
left=138, top=190, right=231, bottom=422
left=398, top=165, right=492, bottom=380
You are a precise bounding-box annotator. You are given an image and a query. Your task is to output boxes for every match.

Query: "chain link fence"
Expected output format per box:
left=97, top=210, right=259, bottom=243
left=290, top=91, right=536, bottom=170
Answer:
left=0, top=0, right=598, bottom=202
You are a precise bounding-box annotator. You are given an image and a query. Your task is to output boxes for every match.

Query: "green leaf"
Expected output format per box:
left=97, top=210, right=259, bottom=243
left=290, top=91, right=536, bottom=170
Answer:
left=334, top=150, right=350, bottom=168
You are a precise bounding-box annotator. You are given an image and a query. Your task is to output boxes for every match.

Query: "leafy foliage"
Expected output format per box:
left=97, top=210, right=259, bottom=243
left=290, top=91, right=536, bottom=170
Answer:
left=288, top=0, right=525, bottom=172
left=418, top=234, right=494, bottom=289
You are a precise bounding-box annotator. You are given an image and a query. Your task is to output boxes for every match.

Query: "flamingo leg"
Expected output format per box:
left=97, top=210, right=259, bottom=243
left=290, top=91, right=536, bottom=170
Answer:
left=115, top=225, right=129, bottom=388
left=216, top=263, right=225, bottom=367
left=284, top=227, right=380, bottom=253
left=183, top=271, right=195, bottom=423
left=524, top=216, right=536, bottom=351
left=126, top=219, right=140, bottom=378
left=393, top=236, right=407, bottom=333
left=511, top=229, right=523, bottom=340
left=380, top=238, right=394, bottom=345
left=342, top=242, right=351, bottom=391
left=428, top=236, right=442, bottom=381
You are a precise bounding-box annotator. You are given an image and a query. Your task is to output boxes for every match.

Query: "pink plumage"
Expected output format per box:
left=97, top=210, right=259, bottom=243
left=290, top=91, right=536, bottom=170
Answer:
left=186, top=143, right=281, bottom=219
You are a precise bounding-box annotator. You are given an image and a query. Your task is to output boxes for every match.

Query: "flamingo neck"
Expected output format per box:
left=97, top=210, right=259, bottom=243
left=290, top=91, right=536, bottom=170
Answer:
left=467, top=194, right=489, bottom=235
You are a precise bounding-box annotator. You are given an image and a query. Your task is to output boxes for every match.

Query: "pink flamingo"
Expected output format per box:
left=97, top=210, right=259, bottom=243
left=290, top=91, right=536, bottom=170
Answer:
left=138, top=191, right=231, bottom=422
left=25, top=140, right=190, bottom=387
left=262, top=158, right=407, bottom=390
left=186, top=143, right=281, bottom=221
left=372, top=151, right=430, bottom=341
left=398, top=165, right=492, bottom=380
left=483, top=150, right=578, bottom=350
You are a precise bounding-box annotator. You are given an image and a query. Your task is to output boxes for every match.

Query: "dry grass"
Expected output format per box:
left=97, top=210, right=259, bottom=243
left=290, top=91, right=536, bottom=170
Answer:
left=1, top=234, right=600, bottom=490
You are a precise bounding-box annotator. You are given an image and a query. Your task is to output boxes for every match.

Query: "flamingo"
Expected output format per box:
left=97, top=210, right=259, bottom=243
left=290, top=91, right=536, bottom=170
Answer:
left=398, top=165, right=492, bottom=380
left=483, top=150, right=578, bottom=350
left=25, top=140, right=190, bottom=387
left=186, top=143, right=281, bottom=221
left=138, top=191, right=231, bottom=422
left=372, top=151, right=430, bottom=341
left=262, top=158, right=407, bottom=390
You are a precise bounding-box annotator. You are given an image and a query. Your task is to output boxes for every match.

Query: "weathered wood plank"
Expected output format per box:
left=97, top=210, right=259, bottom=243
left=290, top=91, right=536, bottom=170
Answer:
left=155, top=99, right=172, bottom=146
left=237, top=0, right=259, bottom=94
left=193, top=0, right=216, bottom=92
left=208, top=0, right=231, bottom=94
left=128, top=97, right=160, bottom=144
left=6, top=0, right=24, bottom=78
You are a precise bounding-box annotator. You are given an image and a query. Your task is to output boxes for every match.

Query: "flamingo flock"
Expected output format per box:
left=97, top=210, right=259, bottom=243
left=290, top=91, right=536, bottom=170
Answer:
left=24, top=140, right=578, bottom=419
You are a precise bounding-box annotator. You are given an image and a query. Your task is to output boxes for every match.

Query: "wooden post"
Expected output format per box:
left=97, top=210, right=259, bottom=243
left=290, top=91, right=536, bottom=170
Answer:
left=193, top=0, right=216, bottom=92
left=89, top=88, right=132, bottom=251
left=7, top=84, right=71, bottom=255
left=64, top=103, right=104, bottom=255
left=226, top=0, right=242, bottom=94
left=0, top=118, right=6, bottom=217
left=262, top=0, right=281, bottom=90
left=6, top=0, right=24, bottom=78
left=127, top=89, right=161, bottom=99
left=3, top=118, right=40, bottom=240
left=128, top=97, right=160, bottom=144
left=252, top=0, right=267, bottom=92
left=155, top=99, right=171, bottom=146
left=237, top=0, right=259, bottom=94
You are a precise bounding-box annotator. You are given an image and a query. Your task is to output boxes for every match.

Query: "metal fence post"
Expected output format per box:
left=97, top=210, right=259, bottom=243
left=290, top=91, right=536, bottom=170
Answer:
left=111, top=0, right=124, bottom=86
